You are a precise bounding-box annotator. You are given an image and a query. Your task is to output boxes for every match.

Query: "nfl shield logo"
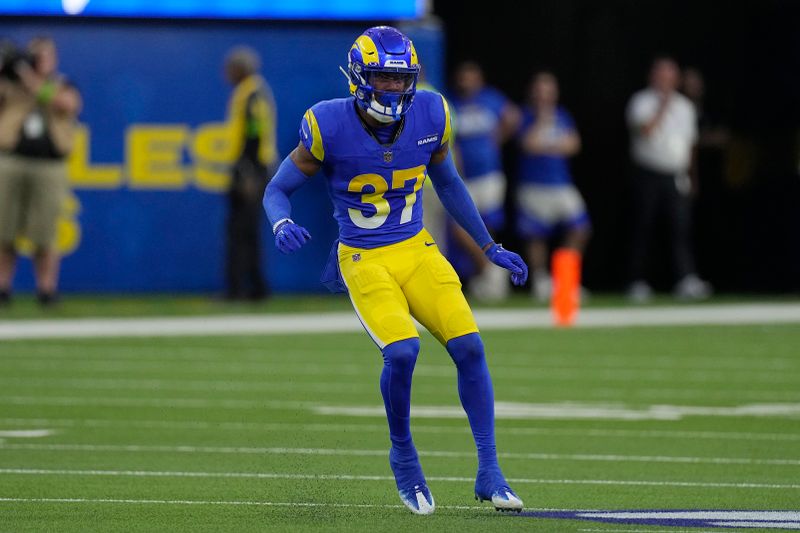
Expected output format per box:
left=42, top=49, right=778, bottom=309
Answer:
left=352, top=253, right=361, bottom=262
left=383, top=151, right=393, bottom=163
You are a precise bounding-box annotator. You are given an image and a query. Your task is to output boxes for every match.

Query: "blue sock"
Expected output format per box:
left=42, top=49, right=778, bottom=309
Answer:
left=380, top=338, right=424, bottom=487
left=446, top=333, right=499, bottom=471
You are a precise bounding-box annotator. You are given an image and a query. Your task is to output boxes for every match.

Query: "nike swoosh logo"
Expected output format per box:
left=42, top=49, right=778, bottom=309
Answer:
left=424, top=242, right=436, bottom=247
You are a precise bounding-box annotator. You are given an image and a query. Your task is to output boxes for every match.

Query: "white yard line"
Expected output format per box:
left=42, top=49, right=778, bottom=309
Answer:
left=0, top=468, right=798, bottom=490
left=0, top=313, right=359, bottom=340
left=0, top=496, right=417, bottom=510
left=0, top=303, right=798, bottom=340
left=4, top=395, right=800, bottom=421
left=3, top=377, right=800, bottom=405
left=314, top=401, right=800, bottom=421
left=3, top=443, right=800, bottom=467
left=0, top=498, right=562, bottom=512
left=2, top=417, right=799, bottom=442
left=0, top=396, right=317, bottom=410
left=2, top=377, right=798, bottom=402
left=0, top=468, right=396, bottom=481
left=4, top=346, right=796, bottom=374
left=0, top=430, right=54, bottom=438
left=5, top=392, right=800, bottom=422
left=594, top=387, right=800, bottom=402
left=4, top=359, right=799, bottom=385
left=0, top=377, right=373, bottom=394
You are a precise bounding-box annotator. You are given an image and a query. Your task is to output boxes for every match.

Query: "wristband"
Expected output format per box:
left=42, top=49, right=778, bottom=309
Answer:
left=272, top=218, right=293, bottom=235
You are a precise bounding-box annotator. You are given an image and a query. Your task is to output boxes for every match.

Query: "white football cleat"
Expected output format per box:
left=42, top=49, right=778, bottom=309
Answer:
left=489, top=488, right=524, bottom=512
left=398, top=483, right=435, bottom=515
left=475, top=469, right=524, bottom=512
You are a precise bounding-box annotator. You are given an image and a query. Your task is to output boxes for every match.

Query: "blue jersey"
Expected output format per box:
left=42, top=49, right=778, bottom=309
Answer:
left=448, top=87, right=508, bottom=179
left=517, top=106, right=576, bottom=185
left=300, top=90, right=452, bottom=249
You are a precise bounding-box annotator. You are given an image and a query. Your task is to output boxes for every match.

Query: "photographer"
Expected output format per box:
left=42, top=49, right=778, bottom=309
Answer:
left=222, top=46, right=277, bottom=301
left=0, top=36, right=81, bottom=307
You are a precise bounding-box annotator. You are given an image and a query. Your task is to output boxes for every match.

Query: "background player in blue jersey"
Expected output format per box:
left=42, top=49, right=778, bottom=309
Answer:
left=447, top=61, right=521, bottom=301
left=516, top=72, right=591, bottom=302
left=263, top=26, right=528, bottom=515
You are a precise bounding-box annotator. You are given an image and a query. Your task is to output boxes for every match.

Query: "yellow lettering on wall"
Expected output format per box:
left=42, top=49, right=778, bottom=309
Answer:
left=191, top=122, right=234, bottom=192
left=127, top=125, right=189, bottom=189
left=55, top=192, right=82, bottom=256
left=67, top=125, right=123, bottom=188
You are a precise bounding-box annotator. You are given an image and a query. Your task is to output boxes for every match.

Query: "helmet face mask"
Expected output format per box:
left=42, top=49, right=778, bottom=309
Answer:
left=345, top=26, right=420, bottom=123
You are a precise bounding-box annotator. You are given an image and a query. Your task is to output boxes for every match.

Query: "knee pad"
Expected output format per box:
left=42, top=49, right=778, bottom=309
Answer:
left=382, top=337, right=420, bottom=370
left=446, top=332, right=485, bottom=365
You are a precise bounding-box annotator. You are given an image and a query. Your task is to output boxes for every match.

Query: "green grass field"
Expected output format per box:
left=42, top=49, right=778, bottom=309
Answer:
left=1, top=304, right=799, bottom=531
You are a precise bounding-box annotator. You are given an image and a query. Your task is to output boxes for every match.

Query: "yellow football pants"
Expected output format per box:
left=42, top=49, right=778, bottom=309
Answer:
left=338, top=228, right=479, bottom=348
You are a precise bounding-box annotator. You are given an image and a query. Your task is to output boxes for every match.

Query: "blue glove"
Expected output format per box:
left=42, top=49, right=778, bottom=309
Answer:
left=274, top=219, right=311, bottom=254
left=485, top=244, right=529, bottom=286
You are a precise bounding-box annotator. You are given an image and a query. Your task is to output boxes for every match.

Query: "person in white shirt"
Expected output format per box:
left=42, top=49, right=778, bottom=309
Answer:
left=625, top=56, right=712, bottom=303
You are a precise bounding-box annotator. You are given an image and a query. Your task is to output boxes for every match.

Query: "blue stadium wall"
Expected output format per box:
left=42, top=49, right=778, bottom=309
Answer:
left=0, top=18, right=444, bottom=293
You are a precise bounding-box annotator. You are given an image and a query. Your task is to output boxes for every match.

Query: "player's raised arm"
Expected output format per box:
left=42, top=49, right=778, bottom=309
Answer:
left=262, top=141, right=320, bottom=254
left=427, top=144, right=529, bottom=286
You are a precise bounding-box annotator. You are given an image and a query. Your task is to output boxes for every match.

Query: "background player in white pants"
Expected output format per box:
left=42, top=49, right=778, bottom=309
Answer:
left=516, top=72, right=590, bottom=301
left=447, top=61, right=521, bottom=301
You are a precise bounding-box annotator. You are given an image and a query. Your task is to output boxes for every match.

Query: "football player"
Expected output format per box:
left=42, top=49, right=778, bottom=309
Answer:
left=263, top=26, right=527, bottom=515
left=447, top=61, right=522, bottom=301
left=516, top=72, right=590, bottom=305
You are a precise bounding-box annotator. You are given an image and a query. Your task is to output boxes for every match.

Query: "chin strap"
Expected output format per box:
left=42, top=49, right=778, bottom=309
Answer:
left=367, top=99, right=403, bottom=122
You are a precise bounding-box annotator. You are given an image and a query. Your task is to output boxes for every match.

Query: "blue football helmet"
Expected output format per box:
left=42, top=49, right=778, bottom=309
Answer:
left=343, top=26, right=420, bottom=123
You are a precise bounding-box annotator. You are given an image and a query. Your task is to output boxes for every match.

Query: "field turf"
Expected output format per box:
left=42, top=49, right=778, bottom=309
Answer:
left=1, top=309, right=799, bottom=531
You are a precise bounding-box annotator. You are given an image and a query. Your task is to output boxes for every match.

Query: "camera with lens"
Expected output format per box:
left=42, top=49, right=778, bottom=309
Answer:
left=0, top=39, right=37, bottom=82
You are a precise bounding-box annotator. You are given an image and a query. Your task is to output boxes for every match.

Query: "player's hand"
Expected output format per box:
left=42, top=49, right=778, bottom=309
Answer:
left=274, top=219, right=311, bottom=254
left=485, top=243, right=528, bottom=286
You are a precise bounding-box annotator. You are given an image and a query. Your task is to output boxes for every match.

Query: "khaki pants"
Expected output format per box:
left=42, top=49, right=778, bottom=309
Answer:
left=0, top=153, right=67, bottom=250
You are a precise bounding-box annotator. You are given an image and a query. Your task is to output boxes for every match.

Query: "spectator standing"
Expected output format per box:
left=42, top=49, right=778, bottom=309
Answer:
left=447, top=61, right=521, bottom=301
left=516, top=72, right=590, bottom=303
left=0, top=37, right=81, bottom=307
left=625, top=57, right=712, bottom=303
left=223, top=46, right=277, bottom=301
